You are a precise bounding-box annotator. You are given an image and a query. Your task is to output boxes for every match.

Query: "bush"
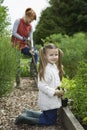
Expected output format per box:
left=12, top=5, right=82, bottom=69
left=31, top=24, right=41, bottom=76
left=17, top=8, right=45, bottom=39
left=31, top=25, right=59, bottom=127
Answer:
left=0, top=37, right=18, bottom=97
left=61, top=61, right=87, bottom=124
left=72, top=61, right=87, bottom=121
left=64, top=61, right=87, bottom=123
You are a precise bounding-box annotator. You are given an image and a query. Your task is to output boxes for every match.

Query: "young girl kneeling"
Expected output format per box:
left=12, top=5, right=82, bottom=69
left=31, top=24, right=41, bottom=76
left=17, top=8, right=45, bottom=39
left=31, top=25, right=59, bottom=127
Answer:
left=15, top=43, right=64, bottom=126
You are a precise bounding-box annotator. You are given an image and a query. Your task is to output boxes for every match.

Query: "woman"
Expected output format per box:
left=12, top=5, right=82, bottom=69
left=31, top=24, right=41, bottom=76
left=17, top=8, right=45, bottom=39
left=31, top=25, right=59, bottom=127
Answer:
left=11, top=8, right=38, bottom=85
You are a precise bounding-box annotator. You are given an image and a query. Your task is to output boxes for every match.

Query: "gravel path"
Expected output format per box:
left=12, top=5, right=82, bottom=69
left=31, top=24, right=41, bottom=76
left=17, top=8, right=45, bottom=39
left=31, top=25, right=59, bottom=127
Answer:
left=0, top=77, right=65, bottom=130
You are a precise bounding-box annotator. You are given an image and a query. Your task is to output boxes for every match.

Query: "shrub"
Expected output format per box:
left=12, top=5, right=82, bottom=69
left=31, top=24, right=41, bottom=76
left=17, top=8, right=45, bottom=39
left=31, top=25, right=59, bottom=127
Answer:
left=72, top=61, right=87, bottom=121
left=63, top=61, right=87, bottom=124
left=61, top=62, right=87, bottom=124
left=0, top=37, right=18, bottom=97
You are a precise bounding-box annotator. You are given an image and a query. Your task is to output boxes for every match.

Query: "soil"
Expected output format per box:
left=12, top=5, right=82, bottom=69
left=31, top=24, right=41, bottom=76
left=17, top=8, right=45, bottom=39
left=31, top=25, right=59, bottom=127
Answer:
left=0, top=77, right=65, bottom=130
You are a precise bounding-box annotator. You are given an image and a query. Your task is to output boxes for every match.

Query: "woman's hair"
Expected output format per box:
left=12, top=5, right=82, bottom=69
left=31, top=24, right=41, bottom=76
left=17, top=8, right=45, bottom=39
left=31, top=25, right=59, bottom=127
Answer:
left=38, top=43, right=64, bottom=81
left=25, top=8, right=36, bottom=20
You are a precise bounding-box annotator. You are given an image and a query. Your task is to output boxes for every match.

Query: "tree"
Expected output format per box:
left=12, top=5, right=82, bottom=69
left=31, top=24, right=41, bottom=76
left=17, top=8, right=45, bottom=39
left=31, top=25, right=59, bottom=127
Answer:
left=34, top=0, right=87, bottom=45
left=0, top=0, right=10, bottom=36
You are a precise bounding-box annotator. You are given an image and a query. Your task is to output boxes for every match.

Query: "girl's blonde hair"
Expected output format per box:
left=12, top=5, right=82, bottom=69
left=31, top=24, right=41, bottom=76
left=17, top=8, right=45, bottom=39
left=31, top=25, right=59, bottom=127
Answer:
left=38, top=43, right=64, bottom=81
left=25, top=8, right=36, bottom=20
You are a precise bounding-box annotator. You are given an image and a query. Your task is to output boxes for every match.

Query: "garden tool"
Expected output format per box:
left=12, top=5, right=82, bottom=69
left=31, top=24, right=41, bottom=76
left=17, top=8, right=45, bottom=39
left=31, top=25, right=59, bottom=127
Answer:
left=27, top=38, right=38, bottom=85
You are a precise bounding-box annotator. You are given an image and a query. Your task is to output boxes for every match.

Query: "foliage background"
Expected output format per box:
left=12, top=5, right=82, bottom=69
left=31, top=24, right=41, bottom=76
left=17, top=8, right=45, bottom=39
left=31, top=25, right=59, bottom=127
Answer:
left=34, top=0, right=87, bottom=45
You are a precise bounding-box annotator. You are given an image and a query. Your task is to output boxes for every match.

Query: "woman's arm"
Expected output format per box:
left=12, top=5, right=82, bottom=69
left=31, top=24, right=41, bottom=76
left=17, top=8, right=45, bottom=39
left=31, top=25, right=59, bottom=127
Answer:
left=12, top=19, right=23, bottom=40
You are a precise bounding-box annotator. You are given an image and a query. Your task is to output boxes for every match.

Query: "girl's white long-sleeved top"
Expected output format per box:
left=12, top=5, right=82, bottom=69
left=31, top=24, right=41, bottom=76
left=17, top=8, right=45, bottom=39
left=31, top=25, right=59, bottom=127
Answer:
left=38, top=63, right=62, bottom=111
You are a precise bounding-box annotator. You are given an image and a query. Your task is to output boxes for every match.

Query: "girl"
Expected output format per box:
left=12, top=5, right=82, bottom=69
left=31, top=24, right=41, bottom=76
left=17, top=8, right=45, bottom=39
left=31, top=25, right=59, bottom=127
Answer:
left=15, top=43, right=64, bottom=126
left=37, top=43, right=64, bottom=125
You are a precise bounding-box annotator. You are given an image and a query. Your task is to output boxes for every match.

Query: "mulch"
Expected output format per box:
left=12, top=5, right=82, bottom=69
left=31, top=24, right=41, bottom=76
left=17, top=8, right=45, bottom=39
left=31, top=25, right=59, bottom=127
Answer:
left=0, top=77, right=65, bottom=130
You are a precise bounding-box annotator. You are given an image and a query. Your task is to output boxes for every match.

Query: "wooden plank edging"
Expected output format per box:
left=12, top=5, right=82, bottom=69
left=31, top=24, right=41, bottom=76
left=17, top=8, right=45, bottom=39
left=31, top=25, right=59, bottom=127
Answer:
left=61, top=107, right=85, bottom=130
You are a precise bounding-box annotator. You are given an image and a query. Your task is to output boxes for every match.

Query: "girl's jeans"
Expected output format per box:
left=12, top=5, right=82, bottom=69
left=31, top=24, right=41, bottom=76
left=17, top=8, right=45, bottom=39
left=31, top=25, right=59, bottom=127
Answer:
left=15, top=109, right=42, bottom=125
left=15, top=108, right=58, bottom=125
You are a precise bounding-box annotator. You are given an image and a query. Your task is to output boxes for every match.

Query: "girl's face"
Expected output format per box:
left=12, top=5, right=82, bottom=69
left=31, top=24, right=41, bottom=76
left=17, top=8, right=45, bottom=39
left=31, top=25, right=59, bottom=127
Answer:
left=46, top=48, right=58, bottom=64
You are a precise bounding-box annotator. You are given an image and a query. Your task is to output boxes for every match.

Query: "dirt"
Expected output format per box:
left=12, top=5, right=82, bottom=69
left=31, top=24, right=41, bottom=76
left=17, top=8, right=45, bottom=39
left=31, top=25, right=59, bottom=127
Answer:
left=0, top=77, right=65, bottom=130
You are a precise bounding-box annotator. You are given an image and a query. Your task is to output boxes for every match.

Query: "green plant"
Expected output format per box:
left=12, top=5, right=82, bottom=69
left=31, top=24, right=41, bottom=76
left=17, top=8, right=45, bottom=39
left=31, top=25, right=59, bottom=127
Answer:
left=61, top=77, right=76, bottom=99
left=72, top=61, right=87, bottom=121
left=83, top=117, right=87, bottom=125
left=20, top=58, right=30, bottom=77
left=61, top=63, right=87, bottom=124
left=0, top=37, right=18, bottom=97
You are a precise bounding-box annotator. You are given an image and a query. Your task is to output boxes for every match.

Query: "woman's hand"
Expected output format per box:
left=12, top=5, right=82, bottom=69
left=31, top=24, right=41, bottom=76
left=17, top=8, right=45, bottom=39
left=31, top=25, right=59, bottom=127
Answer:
left=30, top=48, right=34, bottom=55
left=22, top=37, right=27, bottom=42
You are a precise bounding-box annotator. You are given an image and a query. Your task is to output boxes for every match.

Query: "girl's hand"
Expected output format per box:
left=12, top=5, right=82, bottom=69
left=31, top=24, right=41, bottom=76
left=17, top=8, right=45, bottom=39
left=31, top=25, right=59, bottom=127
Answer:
left=54, top=89, right=60, bottom=96
left=54, top=89, right=64, bottom=97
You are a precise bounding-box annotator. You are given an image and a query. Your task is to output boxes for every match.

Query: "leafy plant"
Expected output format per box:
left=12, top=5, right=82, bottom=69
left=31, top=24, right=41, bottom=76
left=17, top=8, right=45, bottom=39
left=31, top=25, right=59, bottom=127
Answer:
left=61, top=61, right=87, bottom=124
left=20, top=58, right=30, bottom=77
left=72, top=61, right=87, bottom=119
left=83, top=117, right=87, bottom=125
left=0, top=0, right=10, bottom=36
left=61, top=77, right=76, bottom=99
left=0, top=37, right=18, bottom=97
